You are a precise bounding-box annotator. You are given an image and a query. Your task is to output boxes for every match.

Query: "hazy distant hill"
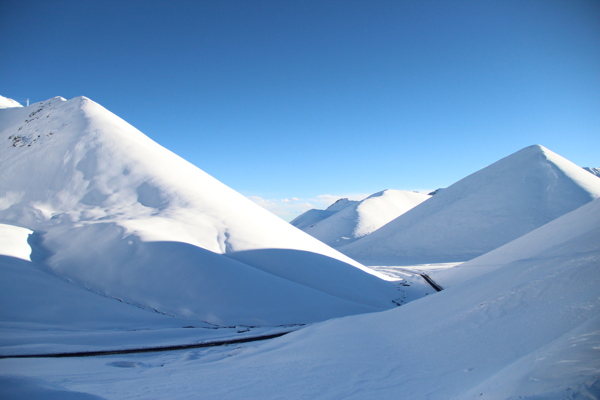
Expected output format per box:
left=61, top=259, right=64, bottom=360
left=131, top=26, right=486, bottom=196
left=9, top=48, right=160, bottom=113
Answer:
left=290, top=197, right=358, bottom=230
left=294, top=190, right=430, bottom=247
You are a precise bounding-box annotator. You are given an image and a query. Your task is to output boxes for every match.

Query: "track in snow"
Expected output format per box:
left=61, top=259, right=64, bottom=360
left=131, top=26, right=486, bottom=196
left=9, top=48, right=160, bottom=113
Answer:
left=0, top=331, right=294, bottom=359
left=420, top=273, right=444, bottom=292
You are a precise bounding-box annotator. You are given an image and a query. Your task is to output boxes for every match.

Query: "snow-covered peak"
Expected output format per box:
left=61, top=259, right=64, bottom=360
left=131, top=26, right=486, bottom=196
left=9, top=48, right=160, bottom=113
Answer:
left=0, top=95, right=22, bottom=109
left=325, top=198, right=359, bottom=212
left=301, top=189, right=431, bottom=247
left=0, top=96, right=399, bottom=326
left=340, top=144, right=600, bottom=265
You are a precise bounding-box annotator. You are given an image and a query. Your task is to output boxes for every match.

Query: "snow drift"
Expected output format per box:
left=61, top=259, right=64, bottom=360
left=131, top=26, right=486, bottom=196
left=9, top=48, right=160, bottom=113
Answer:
left=0, top=96, right=400, bottom=327
left=7, top=195, right=598, bottom=399
left=295, top=189, right=430, bottom=247
left=341, top=145, right=600, bottom=265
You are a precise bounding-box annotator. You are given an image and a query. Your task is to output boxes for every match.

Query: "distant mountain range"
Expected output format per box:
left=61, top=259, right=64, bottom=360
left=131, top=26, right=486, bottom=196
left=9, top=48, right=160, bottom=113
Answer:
left=297, top=145, right=600, bottom=266
left=292, top=190, right=430, bottom=247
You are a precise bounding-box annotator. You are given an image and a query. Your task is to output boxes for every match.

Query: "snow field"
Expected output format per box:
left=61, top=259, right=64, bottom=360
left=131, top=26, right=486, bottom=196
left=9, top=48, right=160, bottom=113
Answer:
left=1, top=95, right=598, bottom=399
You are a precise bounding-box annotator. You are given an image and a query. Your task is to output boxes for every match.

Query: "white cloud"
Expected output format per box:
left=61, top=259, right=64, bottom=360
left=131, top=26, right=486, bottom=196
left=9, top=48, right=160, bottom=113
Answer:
left=247, top=196, right=316, bottom=221
left=246, top=196, right=277, bottom=208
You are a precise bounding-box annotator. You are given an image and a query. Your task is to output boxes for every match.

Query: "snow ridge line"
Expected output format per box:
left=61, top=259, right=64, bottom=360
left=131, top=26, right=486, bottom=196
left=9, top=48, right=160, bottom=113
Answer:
left=0, top=331, right=295, bottom=359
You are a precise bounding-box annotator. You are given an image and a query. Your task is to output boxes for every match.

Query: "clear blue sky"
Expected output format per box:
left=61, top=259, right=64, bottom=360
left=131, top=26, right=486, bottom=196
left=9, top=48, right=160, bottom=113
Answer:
left=2, top=0, right=599, bottom=219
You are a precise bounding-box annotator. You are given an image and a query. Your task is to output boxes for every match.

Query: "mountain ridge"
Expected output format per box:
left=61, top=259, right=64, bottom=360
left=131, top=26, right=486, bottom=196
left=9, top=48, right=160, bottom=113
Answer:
left=0, top=96, right=400, bottom=326
left=340, top=144, right=600, bottom=265
left=297, top=189, right=430, bottom=247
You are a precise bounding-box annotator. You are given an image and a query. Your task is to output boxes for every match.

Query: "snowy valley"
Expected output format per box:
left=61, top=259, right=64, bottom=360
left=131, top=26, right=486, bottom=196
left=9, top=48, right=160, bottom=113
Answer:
left=0, top=95, right=599, bottom=399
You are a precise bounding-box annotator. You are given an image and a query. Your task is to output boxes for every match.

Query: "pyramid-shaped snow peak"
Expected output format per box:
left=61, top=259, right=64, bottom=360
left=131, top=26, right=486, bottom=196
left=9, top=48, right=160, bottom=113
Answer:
left=0, top=96, right=399, bottom=327
left=297, top=190, right=430, bottom=247
left=340, top=145, right=600, bottom=265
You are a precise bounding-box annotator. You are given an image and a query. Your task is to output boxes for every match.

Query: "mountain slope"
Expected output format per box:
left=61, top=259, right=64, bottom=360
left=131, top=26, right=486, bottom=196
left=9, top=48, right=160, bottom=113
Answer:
left=301, top=189, right=430, bottom=247
left=290, top=197, right=358, bottom=230
left=0, top=96, right=400, bottom=327
left=15, top=196, right=599, bottom=399
left=432, top=196, right=600, bottom=287
left=340, top=145, right=600, bottom=265
left=178, top=198, right=600, bottom=399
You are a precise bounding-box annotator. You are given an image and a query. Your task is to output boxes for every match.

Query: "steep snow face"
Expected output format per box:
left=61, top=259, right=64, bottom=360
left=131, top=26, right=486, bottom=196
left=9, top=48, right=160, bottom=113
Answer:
left=302, top=190, right=431, bottom=247
left=0, top=95, right=22, bottom=109
left=341, top=145, right=600, bottom=265
left=290, top=197, right=358, bottom=230
left=0, top=96, right=399, bottom=326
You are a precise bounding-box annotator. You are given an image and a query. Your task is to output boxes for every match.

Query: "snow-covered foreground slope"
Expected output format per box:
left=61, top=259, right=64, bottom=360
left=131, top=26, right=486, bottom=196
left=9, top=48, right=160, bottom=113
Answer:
left=3, top=198, right=598, bottom=399
left=0, top=96, right=401, bottom=329
left=433, top=196, right=600, bottom=288
left=0, top=225, right=298, bottom=356
left=299, top=189, right=430, bottom=247
left=341, top=145, right=600, bottom=265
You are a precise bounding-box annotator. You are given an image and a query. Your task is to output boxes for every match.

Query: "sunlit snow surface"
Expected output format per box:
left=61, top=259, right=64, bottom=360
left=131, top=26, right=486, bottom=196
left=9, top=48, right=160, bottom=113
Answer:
left=341, top=145, right=600, bottom=265
left=0, top=95, right=22, bottom=109
left=2, top=199, right=599, bottom=399
left=294, top=189, right=431, bottom=247
left=1, top=96, right=599, bottom=399
left=0, top=96, right=402, bottom=330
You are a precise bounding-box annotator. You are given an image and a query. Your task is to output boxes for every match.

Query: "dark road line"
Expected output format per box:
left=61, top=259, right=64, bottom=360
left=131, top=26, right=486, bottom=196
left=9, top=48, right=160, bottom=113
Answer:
left=419, top=273, right=443, bottom=292
left=0, top=331, right=293, bottom=359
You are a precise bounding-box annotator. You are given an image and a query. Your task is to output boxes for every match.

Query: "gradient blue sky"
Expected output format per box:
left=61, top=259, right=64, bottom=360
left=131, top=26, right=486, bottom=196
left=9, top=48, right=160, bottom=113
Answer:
left=2, top=0, right=599, bottom=220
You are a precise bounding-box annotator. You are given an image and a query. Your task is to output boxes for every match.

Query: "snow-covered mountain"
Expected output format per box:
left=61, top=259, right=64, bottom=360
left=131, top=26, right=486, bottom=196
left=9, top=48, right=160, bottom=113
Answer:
left=432, top=196, right=600, bottom=288
left=0, top=96, right=401, bottom=328
left=2, top=95, right=597, bottom=399
left=157, top=197, right=599, bottom=399
left=296, top=189, right=430, bottom=247
left=340, top=145, right=600, bottom=265
left=7, top=195, right=598, bottom=399
left=290, top=197, right=358, bottom=230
